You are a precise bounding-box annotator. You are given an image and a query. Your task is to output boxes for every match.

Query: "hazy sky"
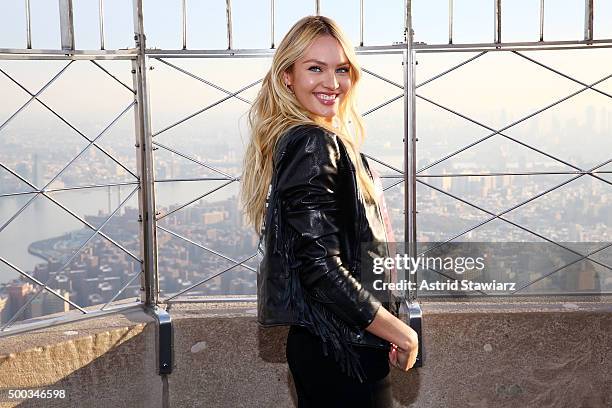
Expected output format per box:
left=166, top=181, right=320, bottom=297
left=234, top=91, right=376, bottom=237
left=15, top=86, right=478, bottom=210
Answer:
left=1, top=1, right=611, bottom=160
left=1, top=0, right=612, bottom=50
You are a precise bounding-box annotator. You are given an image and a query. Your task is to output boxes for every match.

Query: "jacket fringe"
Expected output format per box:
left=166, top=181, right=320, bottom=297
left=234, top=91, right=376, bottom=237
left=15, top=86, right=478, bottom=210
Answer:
left=273, top=201, right=368, bottom=383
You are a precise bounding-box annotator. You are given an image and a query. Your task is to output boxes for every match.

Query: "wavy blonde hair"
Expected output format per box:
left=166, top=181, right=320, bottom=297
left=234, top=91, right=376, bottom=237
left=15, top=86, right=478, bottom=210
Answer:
left=240, top=15, right=378, bottom=235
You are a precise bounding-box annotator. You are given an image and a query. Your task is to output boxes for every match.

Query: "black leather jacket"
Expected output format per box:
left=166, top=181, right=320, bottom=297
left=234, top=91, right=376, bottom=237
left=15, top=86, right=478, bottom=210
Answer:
left=256, top=124, right=398, bottom=381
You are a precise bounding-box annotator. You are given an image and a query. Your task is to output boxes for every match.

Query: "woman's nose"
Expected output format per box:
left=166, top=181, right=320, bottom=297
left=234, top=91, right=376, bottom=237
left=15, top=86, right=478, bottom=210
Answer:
left=323, top=71, right=339, bottom=89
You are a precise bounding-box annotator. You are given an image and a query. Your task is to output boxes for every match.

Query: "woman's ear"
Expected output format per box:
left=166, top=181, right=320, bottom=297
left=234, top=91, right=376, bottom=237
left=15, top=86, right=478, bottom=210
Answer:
left=283, top=70, right=292, bottom=87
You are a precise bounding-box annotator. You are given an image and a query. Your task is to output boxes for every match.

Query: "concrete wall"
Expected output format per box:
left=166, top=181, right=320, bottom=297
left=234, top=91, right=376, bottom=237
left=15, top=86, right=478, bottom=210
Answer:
left=1, top=298, right=610, bottom=408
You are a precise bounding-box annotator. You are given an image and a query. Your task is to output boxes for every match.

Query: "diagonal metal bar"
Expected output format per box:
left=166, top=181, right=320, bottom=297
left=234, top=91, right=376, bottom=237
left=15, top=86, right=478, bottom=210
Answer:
left=382, top=178, right=403, bottom=192
left=414, top=57, right=612, bottom=177
left=157, top=178, right=237, bottom=220
left=416, top=93, right=611, bottom=183
left=360, top=54, right=495, bottom=185
left=90, top=60, right=135, bottom=94
left=0, top=175, right=140, bottom=265
left=416, top=93, right=612, bottom=189
left=0, top=186, right=140, bottom=330
left=0, top=257, right=87, bottom=329
left=416, top=177, right=612, bottom=274
left=512, top=51, right=612, bottom=99
left=360, top=55, right=487, bottom=186
left=416, top=72, right=612, bottom=173
left=362, top=152, right=404, bottom=174
left=415, top=73, right=612, bottom=189
left=151, top=78, right=263, bottom=138
left=100, top=270, right=143, bottom=311
left=151, top=140, right=237, bottom=180
left=156, top=224, right=256, bottom=273
left=513, top=242, right=612, bottom=294
left=165, top=252, right=257, bottom=301
left=416, top=51, right=488, bottom=88
left=0, top=61, right=73, bottom=134
left=0, top=110, right=141, bottom=262
left=361, top=67, right=404, bottom=89
left=0, top=67, right=138, bottom=179
left=0, top=120, right=130, bottom=240
left=361, top=93, right=403, bottom=116
left=361, top=51, right=487, bottom=92
left=153, top=58, right=251, bottom=104
left=414, top=158, right=612, bottom=259
left=0, top=101, right=136, bottom=235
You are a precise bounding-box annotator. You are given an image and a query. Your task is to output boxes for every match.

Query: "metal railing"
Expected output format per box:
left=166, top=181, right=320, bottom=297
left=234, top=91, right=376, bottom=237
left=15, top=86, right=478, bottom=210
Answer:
left=0, top=0, right=610, bottom=335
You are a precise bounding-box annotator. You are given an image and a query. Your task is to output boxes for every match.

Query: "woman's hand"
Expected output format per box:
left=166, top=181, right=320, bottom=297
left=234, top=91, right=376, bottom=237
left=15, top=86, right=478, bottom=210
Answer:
left=388, top=327, right=419, bottom=371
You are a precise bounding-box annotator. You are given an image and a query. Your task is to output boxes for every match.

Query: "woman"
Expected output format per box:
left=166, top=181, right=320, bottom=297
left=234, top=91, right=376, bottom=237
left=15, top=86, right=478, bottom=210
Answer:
left=240, top=15, right=418, bottom=407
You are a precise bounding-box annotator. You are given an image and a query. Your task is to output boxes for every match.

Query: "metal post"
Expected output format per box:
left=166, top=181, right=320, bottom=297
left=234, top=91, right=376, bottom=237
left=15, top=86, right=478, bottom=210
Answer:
left=359, top=0, right=364, bottom=46
left=270, top=0, right=275, bottom=48
left=494, top=0, right=501, bottom=44
left=584, top=0, right=593, bottom=41
left=132, top=0, right=159, bottom=306
left=402, top=1, right=423, bottom=362
left=539, top=0, right=544, bottom=41
left=403, top=0, right=417, bottom=301
left=182, top=0, right=187, bottom=50
left=226, top=0, right=233, bottom=50
left=59, top=0, right=75, bottom=51
left=448, top=0, right=454, bottom=44
left=315, top=0, right=320, bottom=16
left=25, top=0, right=32, bottom=49
left=99, top=0, right=105, bottom=49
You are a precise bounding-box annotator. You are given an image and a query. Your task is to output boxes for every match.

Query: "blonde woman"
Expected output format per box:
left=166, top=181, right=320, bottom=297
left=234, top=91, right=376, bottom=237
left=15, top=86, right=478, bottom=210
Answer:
left=240, top=15, right=418, bottom=407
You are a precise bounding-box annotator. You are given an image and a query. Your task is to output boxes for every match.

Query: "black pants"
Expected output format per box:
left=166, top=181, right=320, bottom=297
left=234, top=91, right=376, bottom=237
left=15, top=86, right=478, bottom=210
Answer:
left=286, top=325, right=393, bottom=408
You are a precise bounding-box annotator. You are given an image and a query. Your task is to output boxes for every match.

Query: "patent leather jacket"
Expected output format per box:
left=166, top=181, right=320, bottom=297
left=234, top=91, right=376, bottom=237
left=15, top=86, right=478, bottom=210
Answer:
left=256, top=124, right=398, bottom=381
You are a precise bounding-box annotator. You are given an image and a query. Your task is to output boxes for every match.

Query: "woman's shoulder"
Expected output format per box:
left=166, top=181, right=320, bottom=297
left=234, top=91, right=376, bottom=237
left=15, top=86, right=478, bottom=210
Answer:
left=275, top=124, right=340, bottom=161
left=282, top=124, right=336, bottom=147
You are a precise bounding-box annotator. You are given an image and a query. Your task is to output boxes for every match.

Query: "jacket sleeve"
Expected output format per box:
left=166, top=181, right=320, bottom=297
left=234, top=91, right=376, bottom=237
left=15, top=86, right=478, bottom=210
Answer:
left=276, top=126, right=381, bottom=330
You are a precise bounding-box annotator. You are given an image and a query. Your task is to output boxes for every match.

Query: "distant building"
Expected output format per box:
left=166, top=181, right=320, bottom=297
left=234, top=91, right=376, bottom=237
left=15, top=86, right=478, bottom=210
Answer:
left=6, top=282, right=36, bottom=321
left=29, top=289, right=70, bottom=318
left=0, top=294, right=10, bottom=324
left=202, top=211, right=225, bottom=225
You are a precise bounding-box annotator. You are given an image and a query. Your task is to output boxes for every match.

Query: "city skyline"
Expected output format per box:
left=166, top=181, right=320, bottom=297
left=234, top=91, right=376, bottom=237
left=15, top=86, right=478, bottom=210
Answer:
left=1, top=1, right=611, bottom=325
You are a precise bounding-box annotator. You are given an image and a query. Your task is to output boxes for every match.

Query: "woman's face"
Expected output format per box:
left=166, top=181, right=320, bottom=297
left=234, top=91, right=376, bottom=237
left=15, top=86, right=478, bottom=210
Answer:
left=283, top=35, right=352, bottom=124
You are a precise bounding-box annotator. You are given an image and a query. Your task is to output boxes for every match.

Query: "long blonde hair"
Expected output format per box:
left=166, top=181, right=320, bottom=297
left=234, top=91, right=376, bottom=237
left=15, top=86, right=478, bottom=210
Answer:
left=240, top=15, right=378, bottom=235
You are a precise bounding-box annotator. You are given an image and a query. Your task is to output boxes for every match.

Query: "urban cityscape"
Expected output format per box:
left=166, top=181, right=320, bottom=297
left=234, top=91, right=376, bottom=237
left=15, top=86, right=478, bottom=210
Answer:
left=1, top=99, right=610, bottom=326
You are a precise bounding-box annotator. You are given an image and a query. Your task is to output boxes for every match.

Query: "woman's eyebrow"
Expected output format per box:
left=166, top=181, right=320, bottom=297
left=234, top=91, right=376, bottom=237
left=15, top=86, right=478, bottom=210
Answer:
left=302, top=58, right=350, bottom=66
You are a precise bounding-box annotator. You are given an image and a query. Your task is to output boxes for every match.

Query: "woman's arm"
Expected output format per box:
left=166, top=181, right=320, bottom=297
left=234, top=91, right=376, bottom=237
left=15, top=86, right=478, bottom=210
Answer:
left=277, top=126, right=418, bottom=354
left=276, top=126, right=381, bottom=329
left=365, top=306, right=416, bottom=351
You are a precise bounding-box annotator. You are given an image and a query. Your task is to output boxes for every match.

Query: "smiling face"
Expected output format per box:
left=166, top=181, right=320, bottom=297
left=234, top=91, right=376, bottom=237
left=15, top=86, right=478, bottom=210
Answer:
left=283, top=35, right=352, bottom=124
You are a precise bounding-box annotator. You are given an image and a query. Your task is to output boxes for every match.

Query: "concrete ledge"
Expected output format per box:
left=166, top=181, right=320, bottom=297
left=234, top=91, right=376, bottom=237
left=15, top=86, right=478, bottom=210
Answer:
left=0, top=298, right=610, bottom=407
left=0, top=307, right=160, bottom=408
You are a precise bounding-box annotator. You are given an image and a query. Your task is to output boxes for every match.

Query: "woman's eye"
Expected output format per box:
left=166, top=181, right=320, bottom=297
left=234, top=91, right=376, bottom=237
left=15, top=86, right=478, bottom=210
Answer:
left=307, top=66, right=349, bottom=73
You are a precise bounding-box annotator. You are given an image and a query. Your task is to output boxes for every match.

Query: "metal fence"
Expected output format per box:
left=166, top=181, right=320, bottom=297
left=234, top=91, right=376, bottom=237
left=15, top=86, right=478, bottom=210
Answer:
left=0, top=0, right=610, bottom=335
